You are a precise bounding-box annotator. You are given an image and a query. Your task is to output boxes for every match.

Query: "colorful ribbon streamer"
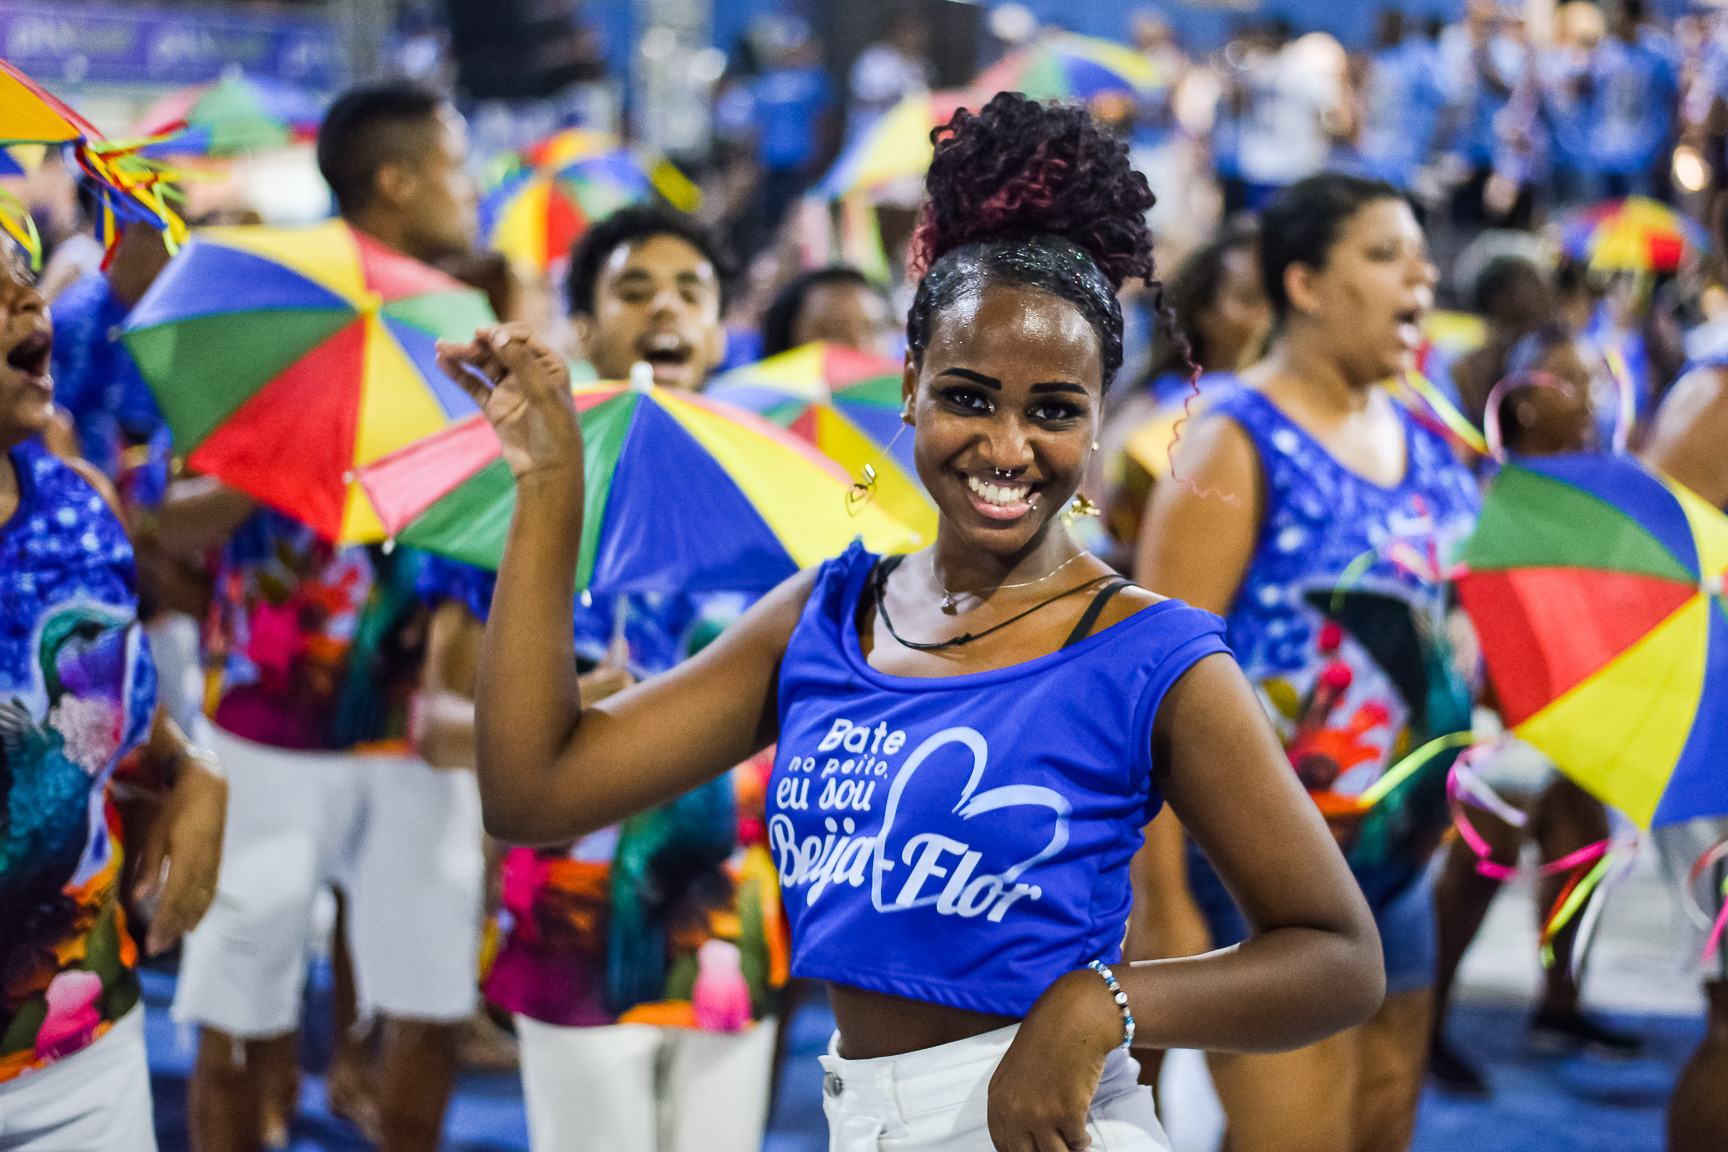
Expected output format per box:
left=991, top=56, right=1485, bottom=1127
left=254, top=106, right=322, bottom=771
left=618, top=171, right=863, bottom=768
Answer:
left=1398, top=370, right=1491, bottom=457
left=1686, top=840, right=1728, bottom=967
left=0, top=185, right=42, bottom=270
left=1447, top=748, right=1528, bottom=881
left=73, top=134, right=190, bottom=264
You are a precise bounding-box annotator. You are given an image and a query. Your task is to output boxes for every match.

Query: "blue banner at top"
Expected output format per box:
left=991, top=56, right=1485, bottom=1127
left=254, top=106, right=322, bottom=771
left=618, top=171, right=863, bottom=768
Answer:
left=0, top=1, right=341, bottom=90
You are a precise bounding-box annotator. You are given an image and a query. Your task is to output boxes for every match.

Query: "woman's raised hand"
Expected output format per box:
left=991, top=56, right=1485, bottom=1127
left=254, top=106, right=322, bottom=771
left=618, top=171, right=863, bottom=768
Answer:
left=436, top=323, right=579, bottom=479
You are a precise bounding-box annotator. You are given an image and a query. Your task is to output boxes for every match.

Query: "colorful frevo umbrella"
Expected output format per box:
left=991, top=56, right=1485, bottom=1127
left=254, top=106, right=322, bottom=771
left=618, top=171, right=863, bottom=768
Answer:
left=1457, top=454, right=1728, bottom=828
left=1456, top=453, right=1728, bottom=957
left=816, top=91, right=972, bottom=201
left=479, top=128, right=700, bottom=271
left=706, top=343, right=935, bottom=545
left=481, top=148, right=654, bottom=271
left=0, top=57, right=185, bottom=266
left=357, top=372, right=922, bottom=594
left=1560, top=196, right=1709, bottom=275
left=974, top=33, right=1171, bottom=104
left=122, top=218, right=494, bottom=542
left=133, top=71, right=324, bottom=156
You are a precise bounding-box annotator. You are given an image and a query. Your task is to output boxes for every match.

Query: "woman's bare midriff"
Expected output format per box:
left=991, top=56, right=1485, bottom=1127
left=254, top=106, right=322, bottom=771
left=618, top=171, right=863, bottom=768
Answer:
left=827, top=982, right=1020, bottom=1059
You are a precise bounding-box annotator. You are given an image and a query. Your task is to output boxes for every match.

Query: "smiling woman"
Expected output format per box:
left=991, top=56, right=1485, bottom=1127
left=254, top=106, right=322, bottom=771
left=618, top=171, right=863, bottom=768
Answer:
left=441, top=92, right=1383, bottom=1152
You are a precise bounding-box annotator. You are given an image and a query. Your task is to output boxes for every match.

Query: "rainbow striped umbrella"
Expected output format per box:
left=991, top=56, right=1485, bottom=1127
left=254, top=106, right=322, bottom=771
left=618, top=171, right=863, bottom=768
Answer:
left=357, top=379, right=921, bottom=594
left=121, top=219, right=494, bottom=543
left=974, top=33, right=1169, bottom=104
left=1456, top=453, right=1728, bottom=829
left=706, top=343, right=934, bottom=544
left=133, top=72, right=323, bottom=156
left=817, top=91, right=971, bottom=200
left=481, top=150, right=654, bottom=271
left=1560, top=197, right=1708, bottom=275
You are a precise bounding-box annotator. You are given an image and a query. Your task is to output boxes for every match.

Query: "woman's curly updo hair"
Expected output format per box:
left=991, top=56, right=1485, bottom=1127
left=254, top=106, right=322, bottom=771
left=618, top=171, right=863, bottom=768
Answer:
left=906, top=92, right=1157, bottom=387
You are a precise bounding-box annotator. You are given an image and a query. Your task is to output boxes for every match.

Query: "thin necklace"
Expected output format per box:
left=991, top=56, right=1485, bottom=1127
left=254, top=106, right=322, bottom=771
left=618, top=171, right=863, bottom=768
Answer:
left=874, top=557, right=1113, bottom=652
left=931, top=551, right=1092, bottom=611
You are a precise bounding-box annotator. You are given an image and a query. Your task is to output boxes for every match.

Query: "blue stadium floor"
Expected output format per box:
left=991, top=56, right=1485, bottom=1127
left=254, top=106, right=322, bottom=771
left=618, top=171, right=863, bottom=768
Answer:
left=141, top=959, right=1701, bottom=1152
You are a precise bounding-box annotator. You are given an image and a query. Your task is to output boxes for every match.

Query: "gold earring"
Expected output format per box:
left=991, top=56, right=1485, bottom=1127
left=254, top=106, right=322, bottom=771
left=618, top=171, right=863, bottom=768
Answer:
left=1065, top=493, right=1100, bottom=518
left=846, top=423, right=910, bottom=516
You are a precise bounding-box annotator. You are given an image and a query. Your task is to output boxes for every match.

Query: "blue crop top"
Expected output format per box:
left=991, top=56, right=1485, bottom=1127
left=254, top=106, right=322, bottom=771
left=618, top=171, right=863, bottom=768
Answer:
left=767, top=542, right=1230, bottom=1017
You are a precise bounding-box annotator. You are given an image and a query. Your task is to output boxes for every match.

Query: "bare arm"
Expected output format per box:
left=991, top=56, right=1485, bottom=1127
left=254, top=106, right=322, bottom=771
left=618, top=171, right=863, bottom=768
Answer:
left=1133, top=412, right=1261, bottom=614
left=1119, top=411, right=1261, bottom=959
left=1642, top=365, right=1728, bottom=508
left=416, top=597, right=639, bottom=770
left=1127, top=655, right=1383, bottom=1048
left=1121, top=804, right=1212, bottom=963
left=156, top=476, right=257, bottom=557
left=989, top=656, right=1381, bottom=1151
left=435, top=325, right=814, bottom=845
left=131, top=706, right=228, bottom=956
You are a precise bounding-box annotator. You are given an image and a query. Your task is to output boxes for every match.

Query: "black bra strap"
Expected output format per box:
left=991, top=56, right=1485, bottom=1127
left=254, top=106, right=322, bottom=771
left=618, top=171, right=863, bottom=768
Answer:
left=1063, top=579, right=1133, bottom=648
left=873, top=553, right=909, bottom=597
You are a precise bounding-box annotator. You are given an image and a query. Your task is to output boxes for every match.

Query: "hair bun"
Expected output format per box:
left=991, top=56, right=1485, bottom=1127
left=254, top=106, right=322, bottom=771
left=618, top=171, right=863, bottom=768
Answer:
left=908, top=91, right=1155, bottom=290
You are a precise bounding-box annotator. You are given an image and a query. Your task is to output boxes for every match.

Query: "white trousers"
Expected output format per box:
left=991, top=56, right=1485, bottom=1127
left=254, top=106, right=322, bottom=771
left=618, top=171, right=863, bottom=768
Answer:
left=819, top=1025, right=1171, bottom=1152
left=514, top=1015, right=778, bottom=1152
left=0, top=1008, right=154, bottom=1152
left=174, top=724, right=484, bottom=1036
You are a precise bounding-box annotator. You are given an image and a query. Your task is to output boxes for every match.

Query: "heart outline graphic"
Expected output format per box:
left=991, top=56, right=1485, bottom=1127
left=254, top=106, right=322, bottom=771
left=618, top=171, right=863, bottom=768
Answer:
left=870, top=726, right=1071, bottom=912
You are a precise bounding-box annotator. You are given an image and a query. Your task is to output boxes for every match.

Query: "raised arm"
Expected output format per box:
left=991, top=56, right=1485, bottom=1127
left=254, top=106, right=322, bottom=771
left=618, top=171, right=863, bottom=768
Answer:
left=434, top=326, right=811, bottom=845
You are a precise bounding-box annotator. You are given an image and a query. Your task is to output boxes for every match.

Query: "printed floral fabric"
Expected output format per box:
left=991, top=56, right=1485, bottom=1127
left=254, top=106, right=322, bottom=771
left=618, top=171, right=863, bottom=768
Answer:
left=0, top=441, right=156, bottom=1083
left=1207, top=387, right=1480, bottom=901
left=417, top=558, right=786, bottom=1030
left=203, top=513, right=425, bottom=752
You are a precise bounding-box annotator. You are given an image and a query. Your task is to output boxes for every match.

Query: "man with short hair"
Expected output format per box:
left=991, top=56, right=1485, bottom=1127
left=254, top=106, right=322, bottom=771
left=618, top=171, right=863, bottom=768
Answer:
left=169, top=82, right=484, bottom=1152
left=563, top=204, right=732, bottom=388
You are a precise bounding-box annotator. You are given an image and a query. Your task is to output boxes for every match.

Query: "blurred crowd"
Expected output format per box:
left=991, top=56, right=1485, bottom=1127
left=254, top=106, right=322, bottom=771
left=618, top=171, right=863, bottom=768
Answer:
left=8, top=3, right=1728, bottom=1152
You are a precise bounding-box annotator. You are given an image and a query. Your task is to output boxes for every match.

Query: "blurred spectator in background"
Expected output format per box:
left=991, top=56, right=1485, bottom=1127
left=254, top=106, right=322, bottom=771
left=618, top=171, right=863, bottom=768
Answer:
left=1232, top=22, right=1348, bottom=211
left=1441, top=0, right=1529, bottom=228
left=48, top=223, right=170, bottom=490
left=1587, top=0, right=1679, bottom=199
left=1135, top=220, right=1269, bottom=408
left=1095, top=221, right=1269, bottom=570
left=846, top=7, right=931, bottom=144
left=1537, top=1, right=1605, bottom=209
left=749, top=20, right=834, bottom=247
left=1127, top=10, right=1202, bottom=240
left=1449, top=254, right=1556, bottom=426
left=759, top=265, right=895, bottom=358
left=1357, top=9, right=1447, bottom=195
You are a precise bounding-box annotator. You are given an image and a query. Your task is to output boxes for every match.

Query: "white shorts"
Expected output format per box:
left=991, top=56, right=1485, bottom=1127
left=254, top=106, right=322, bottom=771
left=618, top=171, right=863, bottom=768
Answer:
left=513, top=1015, right=778, bottom=1152
left=819, top=1025, right=1170, bottom=1152
left=173, top=723, right=484, bottom=1036
left=0, top=1008, right=154, bottom=1152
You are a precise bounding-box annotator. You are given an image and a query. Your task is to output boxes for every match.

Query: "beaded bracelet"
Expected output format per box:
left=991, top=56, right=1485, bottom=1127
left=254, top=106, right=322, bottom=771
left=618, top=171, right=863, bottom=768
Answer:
left=1086, top=960, right=1135, bottom=1050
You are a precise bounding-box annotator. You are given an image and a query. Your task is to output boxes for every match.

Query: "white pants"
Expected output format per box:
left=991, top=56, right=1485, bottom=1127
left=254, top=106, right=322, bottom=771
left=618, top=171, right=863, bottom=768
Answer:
left=174, top=724, right=484, bottom=1036
left=819, top=1025, right=1171, bottom=1152
left=514, top=1015, right=778, bottom=1152
left=0, top=1008, right=154, bottom=1152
